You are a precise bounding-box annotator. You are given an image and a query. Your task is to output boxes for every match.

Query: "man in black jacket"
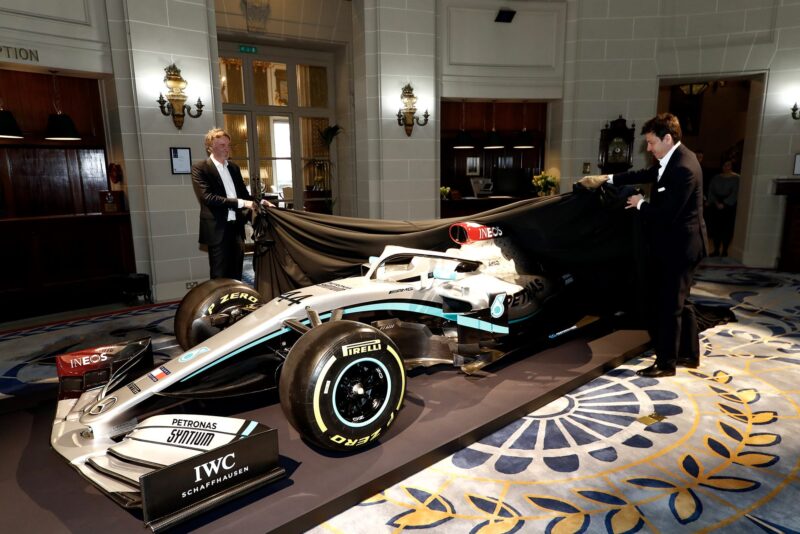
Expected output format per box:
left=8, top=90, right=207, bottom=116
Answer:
left=580, top=113, right=707, bottom=377
left=192, top=128, right=264, bottom=280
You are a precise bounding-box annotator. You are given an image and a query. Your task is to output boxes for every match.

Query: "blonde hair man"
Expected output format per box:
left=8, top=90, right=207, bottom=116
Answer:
left=191, top=128, right=260, bottom=280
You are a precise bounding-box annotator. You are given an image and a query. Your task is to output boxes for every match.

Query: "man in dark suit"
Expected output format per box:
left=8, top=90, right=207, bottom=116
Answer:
left=192, top=128, right=264, bottom=280
left=580, top=113, right=707, bottom=377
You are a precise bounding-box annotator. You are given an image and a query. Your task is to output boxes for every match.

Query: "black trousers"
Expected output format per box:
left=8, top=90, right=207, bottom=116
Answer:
left=708, top=204, right=736, bottom=252
left=647, top=256, right=701, bottom=369
left=208, top=222, right=244, bottom=280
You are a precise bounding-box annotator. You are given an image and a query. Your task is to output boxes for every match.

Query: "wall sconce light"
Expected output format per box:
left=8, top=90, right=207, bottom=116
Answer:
left=157, top=64, right=204, bottom=130
left=0, top=98, right=23, bottom=139
left=396, top=83, right=429, bottom=136
left=792, top=102, right=800, bottom=120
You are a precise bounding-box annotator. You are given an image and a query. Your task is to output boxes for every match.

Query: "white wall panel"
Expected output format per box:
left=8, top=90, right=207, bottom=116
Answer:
left=0, top=0, right=111, bottom=73
left=449, top=8, right=558, bottom=68
left=439, top=0, right=566, bottom=99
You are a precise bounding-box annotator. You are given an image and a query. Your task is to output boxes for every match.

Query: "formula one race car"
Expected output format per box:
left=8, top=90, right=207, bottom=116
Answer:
left=50, top=220, right=604, bottom=528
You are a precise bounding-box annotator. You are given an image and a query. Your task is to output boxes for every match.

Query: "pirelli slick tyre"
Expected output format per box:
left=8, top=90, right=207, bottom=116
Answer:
left=279, top=320, right=406, bottom=452
left=174, top=278, right=263, bottom=350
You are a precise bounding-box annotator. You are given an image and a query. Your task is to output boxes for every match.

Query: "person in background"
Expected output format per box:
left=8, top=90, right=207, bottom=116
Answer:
left=695, top=150, right=714, bottom=191
left=706, top=159, right=740, bottom=257
left=192, top=128, right=270, bottom=280
left=578, top=113, right=707, bottom=378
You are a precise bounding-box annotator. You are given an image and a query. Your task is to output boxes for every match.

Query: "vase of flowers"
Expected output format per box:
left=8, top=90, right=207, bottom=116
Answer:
left=532, top=173, right=558, bottom=197
left=440, top=186, right=451, bottom=200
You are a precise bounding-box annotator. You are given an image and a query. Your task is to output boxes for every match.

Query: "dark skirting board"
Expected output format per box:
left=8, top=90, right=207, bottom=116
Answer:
left=0, top=330, right=648, bottom=533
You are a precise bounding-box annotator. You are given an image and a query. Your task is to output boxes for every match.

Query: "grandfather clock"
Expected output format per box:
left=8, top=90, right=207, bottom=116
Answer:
left=598, top=116, right=635, bottom=175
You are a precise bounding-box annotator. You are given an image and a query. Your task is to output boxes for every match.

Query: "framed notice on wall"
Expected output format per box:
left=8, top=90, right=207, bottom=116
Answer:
left=170, top=147, right=192, bottom=174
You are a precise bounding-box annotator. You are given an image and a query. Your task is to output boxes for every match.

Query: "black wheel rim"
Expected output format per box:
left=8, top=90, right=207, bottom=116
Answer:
left=332, top=358, right=390, bottom=427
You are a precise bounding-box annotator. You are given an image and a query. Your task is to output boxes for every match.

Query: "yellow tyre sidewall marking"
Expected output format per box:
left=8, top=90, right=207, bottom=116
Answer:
left=313, top=356, right=337, bottom=433
left=387, top=346, right=405, bottom=410
left=312, top=344, right=405, bottom=437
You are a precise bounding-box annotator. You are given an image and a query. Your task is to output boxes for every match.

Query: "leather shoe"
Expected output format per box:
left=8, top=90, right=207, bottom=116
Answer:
left=636, top=364, right=676, bottom=377
left=676, top=357, right=700, bottom=368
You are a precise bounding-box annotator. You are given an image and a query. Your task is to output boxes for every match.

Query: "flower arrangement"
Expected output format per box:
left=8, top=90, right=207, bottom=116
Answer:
left=532, top=173, right=558, bottom=197
left=440, top=186, right=451, bottom=200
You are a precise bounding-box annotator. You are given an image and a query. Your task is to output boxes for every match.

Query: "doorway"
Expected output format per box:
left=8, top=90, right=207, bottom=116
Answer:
left=657, top=73, right=766, bottom=260
left=217, top=43, right=337, bottom=213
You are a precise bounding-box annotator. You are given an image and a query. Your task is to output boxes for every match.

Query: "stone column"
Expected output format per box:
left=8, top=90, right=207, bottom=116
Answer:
left=105, top=0, right=221, bottom=300
left=351, top=0, right=438, bottom=220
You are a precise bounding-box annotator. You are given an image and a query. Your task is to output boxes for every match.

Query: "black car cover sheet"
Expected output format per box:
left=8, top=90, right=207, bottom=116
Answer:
left=251, top=184, right=647, bottom=319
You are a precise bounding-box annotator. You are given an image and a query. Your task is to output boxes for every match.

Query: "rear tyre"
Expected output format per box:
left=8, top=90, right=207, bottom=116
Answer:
left=279, top=320, right=406, bottom=451
left=174, top=278, right=263, bottom=350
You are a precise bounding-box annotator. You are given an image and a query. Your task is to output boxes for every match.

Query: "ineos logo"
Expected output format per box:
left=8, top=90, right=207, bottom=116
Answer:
left=70, top=353, right=108, bottom=368
left=193, top=453, right=236, bottom=482
left=477, top=226, right=502, bottom=239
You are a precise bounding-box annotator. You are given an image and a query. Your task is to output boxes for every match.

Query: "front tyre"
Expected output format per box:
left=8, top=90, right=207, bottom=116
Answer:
left=174, top=278, right=263, bottom=350
left=279, top=320, right=406, bottom=451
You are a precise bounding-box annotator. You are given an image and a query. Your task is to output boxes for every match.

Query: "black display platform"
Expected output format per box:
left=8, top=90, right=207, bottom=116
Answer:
left=0, top=330, right=648, bottom=533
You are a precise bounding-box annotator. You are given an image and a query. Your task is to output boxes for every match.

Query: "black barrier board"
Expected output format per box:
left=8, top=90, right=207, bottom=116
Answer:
left=140, top=424, right=285, bottom=531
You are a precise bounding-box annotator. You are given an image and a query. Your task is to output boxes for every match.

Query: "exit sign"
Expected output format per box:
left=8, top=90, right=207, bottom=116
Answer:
left=239, top=45, right=257, bottom=54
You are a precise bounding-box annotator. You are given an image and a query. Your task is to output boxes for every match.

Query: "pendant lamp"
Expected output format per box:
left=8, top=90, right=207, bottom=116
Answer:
left=484, top=101, right=504, bottom=149
left=453, top=101, right=474, bottom=149
left=45, top=71, right=81, bottom=141
left=512, top=102, right=534, bottom=149
left=0, top=100, right=23, bottom=139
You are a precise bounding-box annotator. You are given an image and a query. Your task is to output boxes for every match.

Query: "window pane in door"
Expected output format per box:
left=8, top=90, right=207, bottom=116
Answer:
left=253, top=61, right=288, bottom=106
left=297, top=65, right=328, bottom=107
left=300, top=117, right=331, bottom=190
left=256, top=114, right=292, bottom=194
left=219, top=57, right=245, bottom=104
left=223, top=113, right=250, bottom=189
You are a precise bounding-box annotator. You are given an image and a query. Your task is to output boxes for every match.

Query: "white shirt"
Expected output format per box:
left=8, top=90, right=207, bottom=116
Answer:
left=210, top=155, right=244, bottom=221
left=609, top=141, right=682, bottom=210
left=656, top=141, right=681, bottom=182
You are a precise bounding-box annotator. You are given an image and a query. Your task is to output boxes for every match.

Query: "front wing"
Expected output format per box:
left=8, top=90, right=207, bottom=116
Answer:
left=52, top=403, right=284, bottom=532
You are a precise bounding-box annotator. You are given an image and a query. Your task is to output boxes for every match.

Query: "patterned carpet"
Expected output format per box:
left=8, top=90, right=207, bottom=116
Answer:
left=311, top=268, right=800, bottom=533
left=0, top=302, right=181, bottom=400
left=0, top=253, right=256, bottom=400
left=1, top=266, right=798, bottom=533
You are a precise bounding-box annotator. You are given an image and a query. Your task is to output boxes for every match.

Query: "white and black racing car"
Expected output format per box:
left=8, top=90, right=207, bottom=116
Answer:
left=50, top=221, right=595, bottom=527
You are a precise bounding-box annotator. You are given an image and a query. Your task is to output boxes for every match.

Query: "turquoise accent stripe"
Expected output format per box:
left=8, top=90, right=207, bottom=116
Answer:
left=344, top=302, right=447, bottom=317
left=457, top=315, right=509, bottom=334
left=181, top=327, right=290, bottom=382
left=345, top=302, right=507, bottom=334
left=181, top=301, right=507, bottom=381
left=241, top=420, right=258, bottom=436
